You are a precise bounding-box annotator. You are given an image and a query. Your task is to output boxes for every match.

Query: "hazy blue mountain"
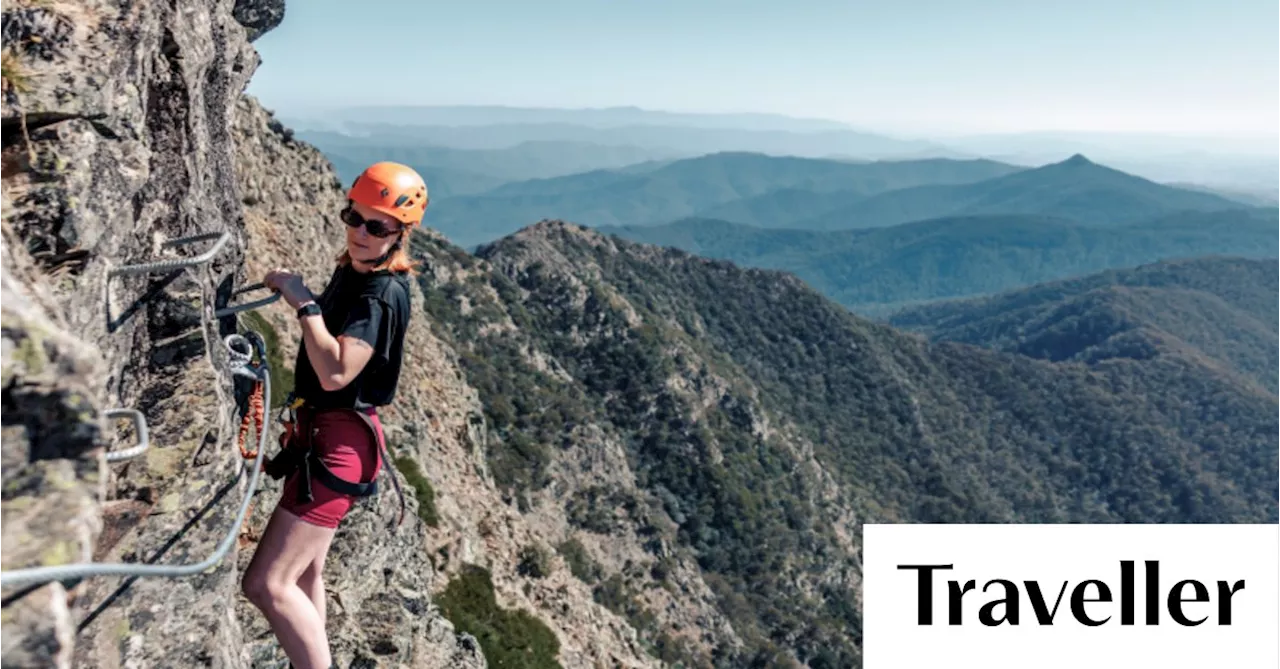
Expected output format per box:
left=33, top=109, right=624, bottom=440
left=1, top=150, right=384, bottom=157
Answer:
left=941, top=131, right=1278, bottom=169
left=309, top=121, right=952, bottom=160
left=1167, top=182, right=1279, bottom=207
left=323, top=151, right=507, bottom=198
left=597, top=207, right=1279, bottom=316
left=689, top=158, right=1022, bottom=226
left=424, top=153, right=1024, bottom=247
left=939, top=131, right=1280, bottom=193
left=284, top=104, right=858, bottom=133
left=301, top=132, right=685, bottom=192
left=797, top=154, right=1245, bottom=230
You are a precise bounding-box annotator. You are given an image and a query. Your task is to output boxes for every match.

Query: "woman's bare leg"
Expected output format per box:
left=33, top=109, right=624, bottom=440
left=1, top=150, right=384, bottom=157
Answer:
left=242, top=506, right=337, bottom=669
left=298, top=555, right=327, bottom=626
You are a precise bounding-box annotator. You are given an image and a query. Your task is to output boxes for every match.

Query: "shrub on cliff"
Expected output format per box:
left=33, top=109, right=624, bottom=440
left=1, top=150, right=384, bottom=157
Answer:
left=437, top=564, right=562, bottom=669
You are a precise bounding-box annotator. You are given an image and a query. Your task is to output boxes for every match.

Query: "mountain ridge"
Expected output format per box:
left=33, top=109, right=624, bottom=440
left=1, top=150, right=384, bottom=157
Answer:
left=298, top=132, right=686, bottom=195
left=283, top=104, right=861, bottom=133
left=796, top=153, right=1244, bottom=230
left=427, top=152, right=1026, bottom=247
left=302, top=120, right=954, bottom=160
left=888, top=256, right=1280, bottom=394
left=600, top=207, right=1279, bottom=315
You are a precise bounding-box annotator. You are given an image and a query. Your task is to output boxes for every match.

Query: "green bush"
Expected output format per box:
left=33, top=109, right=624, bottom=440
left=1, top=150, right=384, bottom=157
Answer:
left=556, top=538, right=600, bottom=585
left=393, top=455, right=439, bottom=527
left=517, top=543, right=551, bottom=579
left=437, top=564, right=562, bottom=669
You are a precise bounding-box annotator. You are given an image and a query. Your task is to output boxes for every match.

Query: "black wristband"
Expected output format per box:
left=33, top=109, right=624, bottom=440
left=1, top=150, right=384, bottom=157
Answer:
left=297, top=302, right=322, bottom=319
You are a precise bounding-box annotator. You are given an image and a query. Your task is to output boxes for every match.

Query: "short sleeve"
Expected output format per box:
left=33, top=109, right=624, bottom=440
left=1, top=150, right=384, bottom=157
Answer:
left=340, top=297, right=394, bottom=364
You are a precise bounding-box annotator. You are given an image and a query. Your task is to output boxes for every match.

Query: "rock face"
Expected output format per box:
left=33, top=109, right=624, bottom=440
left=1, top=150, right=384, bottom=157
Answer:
left=1, top=1, right=483, bottom=667
left=1, top=220, right=107, bottom=669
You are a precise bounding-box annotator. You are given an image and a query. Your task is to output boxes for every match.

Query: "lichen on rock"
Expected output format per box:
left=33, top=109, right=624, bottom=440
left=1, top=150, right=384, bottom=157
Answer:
left=1, top=221, right=107, bottom=669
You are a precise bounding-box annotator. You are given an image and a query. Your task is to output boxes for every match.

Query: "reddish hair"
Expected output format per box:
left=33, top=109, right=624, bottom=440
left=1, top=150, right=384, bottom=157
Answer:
left=336, top=230, right=420, bottom=275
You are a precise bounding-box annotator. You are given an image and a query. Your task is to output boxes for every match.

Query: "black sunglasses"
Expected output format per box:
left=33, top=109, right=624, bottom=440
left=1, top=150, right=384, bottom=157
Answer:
left=341, top=208, right=404, bottom=238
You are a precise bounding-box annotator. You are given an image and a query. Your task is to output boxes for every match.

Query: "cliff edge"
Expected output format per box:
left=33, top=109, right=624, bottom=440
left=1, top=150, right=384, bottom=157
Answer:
left=1, top=1, right=483, bottom=667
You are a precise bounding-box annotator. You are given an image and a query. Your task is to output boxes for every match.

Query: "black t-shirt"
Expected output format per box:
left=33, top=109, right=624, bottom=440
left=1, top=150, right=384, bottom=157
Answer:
left=292, top=264, right=412, bottom=410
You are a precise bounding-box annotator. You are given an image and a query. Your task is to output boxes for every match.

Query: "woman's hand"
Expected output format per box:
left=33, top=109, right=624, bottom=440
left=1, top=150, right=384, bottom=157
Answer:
left=263, top=269, right=314, bottom=309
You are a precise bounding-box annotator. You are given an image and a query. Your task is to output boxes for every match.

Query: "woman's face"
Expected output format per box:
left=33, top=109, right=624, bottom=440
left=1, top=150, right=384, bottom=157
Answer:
left=344, top=200, right=405, bottom=269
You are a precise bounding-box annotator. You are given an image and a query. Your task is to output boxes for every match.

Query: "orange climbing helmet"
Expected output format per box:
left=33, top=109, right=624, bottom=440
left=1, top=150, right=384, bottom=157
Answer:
left=346, top=162, right=429, bottom=226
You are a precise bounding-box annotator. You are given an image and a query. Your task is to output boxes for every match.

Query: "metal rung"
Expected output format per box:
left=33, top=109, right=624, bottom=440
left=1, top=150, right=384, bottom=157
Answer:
left=108, top=231, right=230, bottom=277
left=102, top=408, right=149, bottom=463
left=0, top=337, right=273, bottom=589
left=214, top=282, right=280, bottom=318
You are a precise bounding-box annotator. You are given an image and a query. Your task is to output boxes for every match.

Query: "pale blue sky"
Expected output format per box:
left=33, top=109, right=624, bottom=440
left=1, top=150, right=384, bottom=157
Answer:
left=246, top=0, right=1278, bottom=138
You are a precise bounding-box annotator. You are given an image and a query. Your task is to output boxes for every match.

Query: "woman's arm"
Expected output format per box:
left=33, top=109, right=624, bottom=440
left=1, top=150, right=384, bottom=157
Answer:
left=264, top=268, right=378, bottom=392
left=297, top=308, right=375, bottom=391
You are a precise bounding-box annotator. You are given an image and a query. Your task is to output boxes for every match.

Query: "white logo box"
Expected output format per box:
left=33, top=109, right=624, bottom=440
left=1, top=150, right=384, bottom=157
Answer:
left=863, top=524, right=1279, bottom=669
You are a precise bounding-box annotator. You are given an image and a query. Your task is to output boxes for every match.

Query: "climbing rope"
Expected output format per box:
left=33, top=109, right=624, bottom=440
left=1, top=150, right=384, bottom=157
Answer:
left=228, top=332, right=266, bottom=460
left=238, top=384, right=265, bottom=460
left=0, top=332, right=273, bottom=589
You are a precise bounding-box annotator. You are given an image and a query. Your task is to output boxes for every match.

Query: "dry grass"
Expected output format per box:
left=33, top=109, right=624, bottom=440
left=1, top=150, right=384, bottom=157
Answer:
left=1, top=51, right=31, bottom=95
left=1, top=51, right=37, bottom=169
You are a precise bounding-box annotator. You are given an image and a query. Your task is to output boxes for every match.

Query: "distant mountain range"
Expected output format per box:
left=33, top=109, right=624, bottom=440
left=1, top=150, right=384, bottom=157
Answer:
left=305, top=121, right=952, bottom=161
left=282, top=104, right=1277, bottom=193
left=302, top=133, right=683, bottom=197
left=415, top=151, right=1255, bottom=248
left=291, top=110, right=1279, bottom=325
left=792, top=154, right=1244, bottom=230
left=422, top=153, right=1022, bottom=247
left=599, top=207, right=1279, bottom=316
left=285, top=104, right=858, bottom=133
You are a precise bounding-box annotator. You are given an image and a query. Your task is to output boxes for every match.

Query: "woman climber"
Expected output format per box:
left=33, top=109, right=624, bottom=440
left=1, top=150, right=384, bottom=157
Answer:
left=240, top=162, right=426, bottom=669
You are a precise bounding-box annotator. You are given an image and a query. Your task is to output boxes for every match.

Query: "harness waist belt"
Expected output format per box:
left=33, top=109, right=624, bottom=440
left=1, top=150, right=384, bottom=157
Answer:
left=267, top=396, right=408, bottom=527
left=293, top=406, right=380, bottom=505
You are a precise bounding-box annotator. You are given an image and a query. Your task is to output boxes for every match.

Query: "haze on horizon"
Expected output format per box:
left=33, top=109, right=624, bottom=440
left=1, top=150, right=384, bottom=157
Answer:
left=247, top=0, right=1277, bottom=143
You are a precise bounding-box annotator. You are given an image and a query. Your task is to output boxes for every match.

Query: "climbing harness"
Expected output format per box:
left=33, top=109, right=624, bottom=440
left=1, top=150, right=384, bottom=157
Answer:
left=0, top=333, right=274, bottom=589
left=266, top=393, right=408, bottom=528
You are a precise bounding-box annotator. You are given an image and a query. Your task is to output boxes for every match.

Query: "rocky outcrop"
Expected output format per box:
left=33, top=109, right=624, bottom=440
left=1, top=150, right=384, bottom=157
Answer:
left=232, top=0, right=286, bottom=43
left=1, top=0, right=482, bottom=667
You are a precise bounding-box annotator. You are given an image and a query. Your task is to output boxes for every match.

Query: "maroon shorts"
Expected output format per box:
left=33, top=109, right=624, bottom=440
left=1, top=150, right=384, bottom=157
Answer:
left=277, top=408, right=384, bottom=529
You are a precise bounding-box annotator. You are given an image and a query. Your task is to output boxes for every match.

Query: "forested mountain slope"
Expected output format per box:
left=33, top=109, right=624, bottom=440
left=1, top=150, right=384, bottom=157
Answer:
left=890, top=256, right=1280, bottom=393
left=408, top=219, right=1278, bottom=667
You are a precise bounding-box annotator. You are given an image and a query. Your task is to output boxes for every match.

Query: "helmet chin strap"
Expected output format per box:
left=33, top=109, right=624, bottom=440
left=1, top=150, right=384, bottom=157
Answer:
left=354, top=234, right=404, bottom=269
